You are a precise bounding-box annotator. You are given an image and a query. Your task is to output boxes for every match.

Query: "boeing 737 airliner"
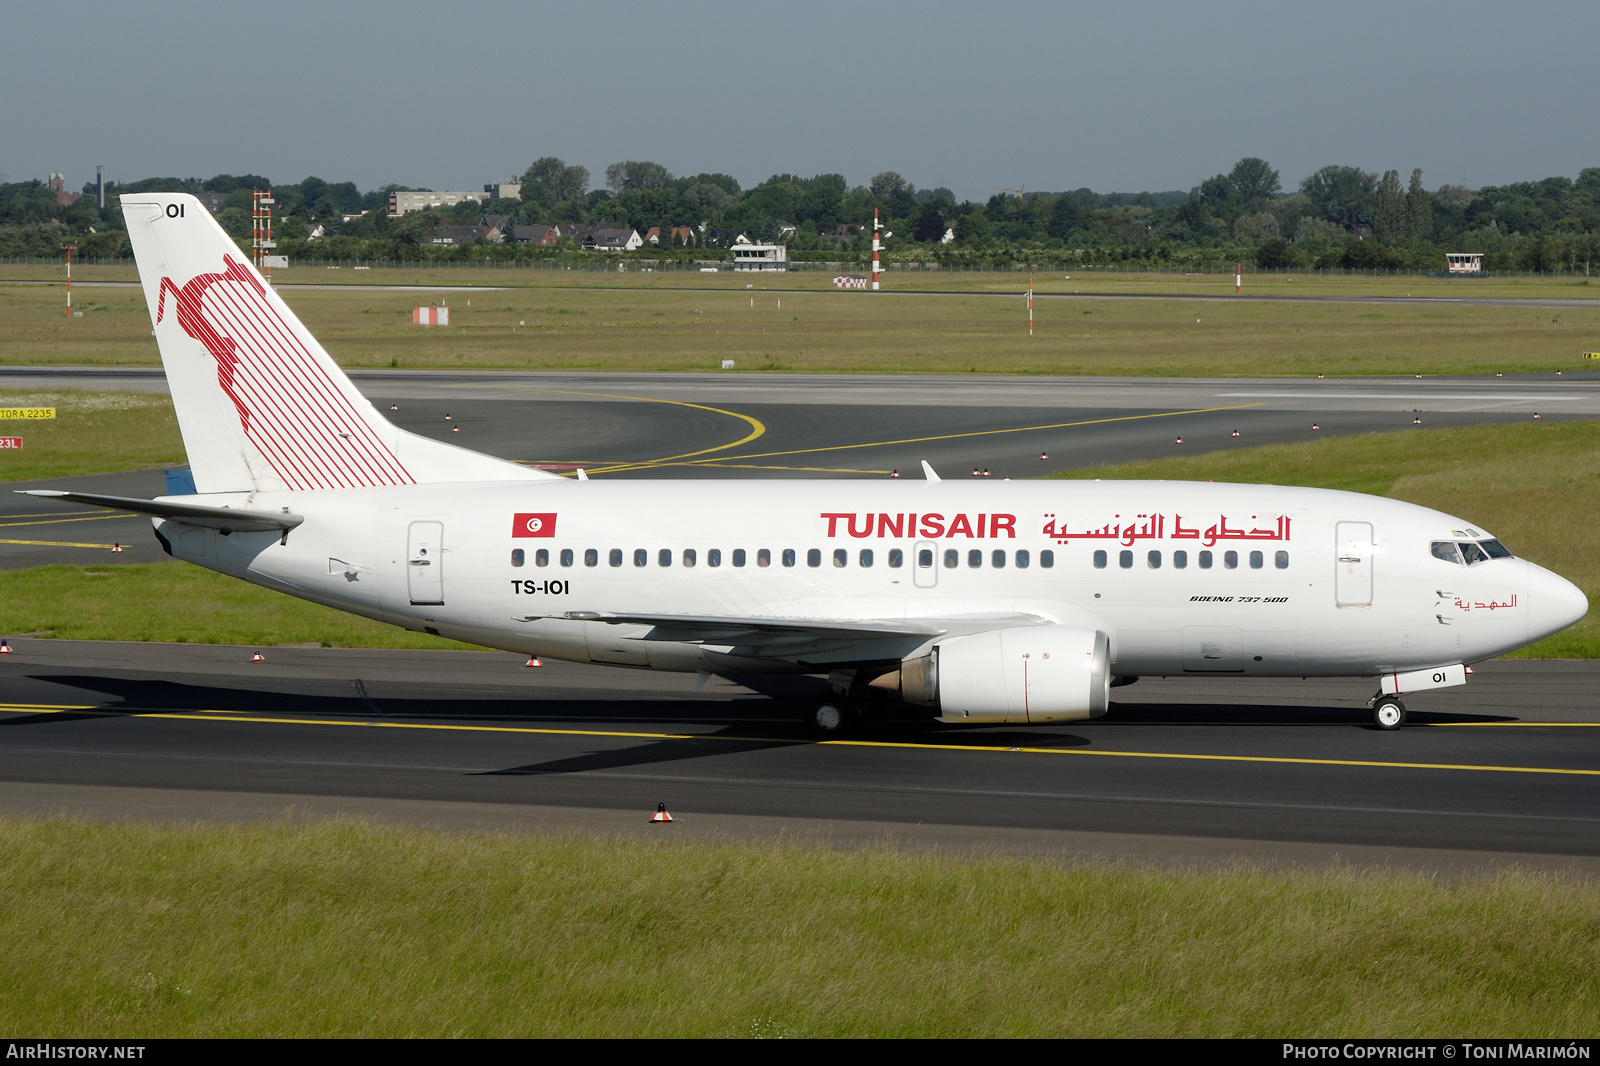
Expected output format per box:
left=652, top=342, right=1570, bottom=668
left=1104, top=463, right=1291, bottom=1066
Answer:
left=25, top=194, right=1589, bottom=735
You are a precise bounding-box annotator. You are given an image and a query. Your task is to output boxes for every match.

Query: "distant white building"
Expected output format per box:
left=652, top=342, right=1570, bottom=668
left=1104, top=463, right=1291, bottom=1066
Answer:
left=387, top=190, right=487, bottom=217
left=731, top=241, right=788, bottom=271
left=1446, top=252, right=1483, bottom=274
left=483, top=182, right=522, bottom=200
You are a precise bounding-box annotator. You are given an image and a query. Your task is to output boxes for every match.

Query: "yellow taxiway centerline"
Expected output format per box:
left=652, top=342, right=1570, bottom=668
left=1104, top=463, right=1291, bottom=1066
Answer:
left=0, top=538, right=121, bottom=549
left=1, top=704, right=1597, bottom=777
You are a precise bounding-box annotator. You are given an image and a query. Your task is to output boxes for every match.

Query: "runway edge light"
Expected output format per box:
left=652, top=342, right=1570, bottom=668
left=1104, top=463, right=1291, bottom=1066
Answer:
left=651, top=803, right=673, bottom=824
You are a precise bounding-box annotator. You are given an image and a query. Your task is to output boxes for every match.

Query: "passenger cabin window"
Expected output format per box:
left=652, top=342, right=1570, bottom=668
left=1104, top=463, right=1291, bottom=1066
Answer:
left=782, top=549, right=796, bottom=567
left=1249, top=550, right=1263, bottom=569
left=733, top=549, right=746, bottom=567
left=560, top=549, right=574, bottom=567
left=633, top=549, right=647, bottom=567
left=991, top=549, right=1006, bottom=569
left=511, top=549, right=525, bottom=567
left=757, top=549, right=770, bottom=568
left=834, top=549, right=847, bottom=567
left=584, top=548, right=598, bottom=567
left=944, top=549, right=959, bottom=569
left=658, top=548, right=672, bottom=567
left=1223, top=550, right=1238, bottom=569
left=1148, top=550, right=1161, bottom=569
left=1199, top=550, right=1213, bottom=569
left=807, top=549, right=821, bottom=568
left=1040, top=550, right=1054, bottom=568
left=968, top=549, right=982, bottom=568
left=1173, top=550, right=1187, bottom=569
left=609, top=549, right=623, bottom=567
left=1093, top=550, right=1107, bottom=569
left=708, top=549, right=722, bottom=567
left=536, top=548, right=549, bottom=567
left=918, top=548, right=934, bottom=569
left=1275, top=550, right=1289, bottom=569
left=683, top=549, right=696, bottom=567
left=1119, top=550, right=1133, bottom=569
left=860, top=549, right=874, bottom=567
left=1016, top=549, right=1030, bottom=569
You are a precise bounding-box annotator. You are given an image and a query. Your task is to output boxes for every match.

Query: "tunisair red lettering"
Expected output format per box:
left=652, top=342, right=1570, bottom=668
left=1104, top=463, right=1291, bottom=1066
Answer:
left=822, top=511, right=1019, bottom=539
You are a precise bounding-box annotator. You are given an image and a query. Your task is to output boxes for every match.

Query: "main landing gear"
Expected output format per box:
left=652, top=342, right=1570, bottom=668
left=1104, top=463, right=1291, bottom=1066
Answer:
left=1370, top=695, right=1407, bottom=731
left=806, top=675, right=884, bottom=738
left=806, top=698, right=854, bottom=738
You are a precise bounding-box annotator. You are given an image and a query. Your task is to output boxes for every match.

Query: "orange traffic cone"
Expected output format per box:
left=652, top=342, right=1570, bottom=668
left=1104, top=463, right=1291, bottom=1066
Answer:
left=111, top=543, right=123, bottom=553
left=650, top=802, right=673, bottom=824
left=1039, top=452, right=1048, bottom=460
left=0, top=639, right=11, bottom=654
left=250, top=652, right=265, bottom=663
left=1231, top=430, right=1240, bottom=438
left=1174, top=437, right=1183, bottom=444
left=526, top=656, right=542, bottom=668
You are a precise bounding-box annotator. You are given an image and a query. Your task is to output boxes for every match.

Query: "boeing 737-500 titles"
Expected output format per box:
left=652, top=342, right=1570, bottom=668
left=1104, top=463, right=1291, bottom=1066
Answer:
left=24, top=194, right=1589, bottom=735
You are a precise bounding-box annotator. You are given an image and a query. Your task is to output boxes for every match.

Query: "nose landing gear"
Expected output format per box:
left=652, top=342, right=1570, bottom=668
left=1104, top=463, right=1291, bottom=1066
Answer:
left=1370, top=695, right=1407, bottom=730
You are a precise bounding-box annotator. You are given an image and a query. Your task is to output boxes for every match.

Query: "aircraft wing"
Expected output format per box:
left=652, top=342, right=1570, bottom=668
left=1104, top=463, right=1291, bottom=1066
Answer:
left=553, top=611, right=946, bottom=644
left=16, top=490, right=303, bottom=533
left=517, top=610, right=1054, bottom=660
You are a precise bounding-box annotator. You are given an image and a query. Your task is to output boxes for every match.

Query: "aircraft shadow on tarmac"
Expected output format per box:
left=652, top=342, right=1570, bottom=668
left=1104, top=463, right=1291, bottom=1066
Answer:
left=14, top=674, right=1516, bottom=747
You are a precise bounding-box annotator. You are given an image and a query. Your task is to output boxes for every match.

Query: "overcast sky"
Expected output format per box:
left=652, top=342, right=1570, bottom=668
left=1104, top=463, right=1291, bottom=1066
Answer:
left=5, top=1, right=1595, bottom=201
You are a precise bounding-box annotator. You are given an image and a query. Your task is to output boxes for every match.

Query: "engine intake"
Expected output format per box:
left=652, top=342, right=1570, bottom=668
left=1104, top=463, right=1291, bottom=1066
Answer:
left=898, top=626, right=1111, bottom=724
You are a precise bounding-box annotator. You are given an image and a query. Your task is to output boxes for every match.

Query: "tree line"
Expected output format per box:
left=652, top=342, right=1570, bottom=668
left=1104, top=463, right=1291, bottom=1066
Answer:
left=5, top=157, right=1600, bottom=273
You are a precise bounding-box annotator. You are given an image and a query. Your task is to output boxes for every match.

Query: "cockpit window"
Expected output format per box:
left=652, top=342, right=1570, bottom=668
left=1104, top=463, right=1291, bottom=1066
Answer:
left=1434, top=538, right=1514, bottom=566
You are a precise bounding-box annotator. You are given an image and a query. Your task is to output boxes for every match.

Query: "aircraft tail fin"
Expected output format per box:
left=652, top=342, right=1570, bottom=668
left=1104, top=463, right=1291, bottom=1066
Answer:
left=121, top=193, right=554, bottom=493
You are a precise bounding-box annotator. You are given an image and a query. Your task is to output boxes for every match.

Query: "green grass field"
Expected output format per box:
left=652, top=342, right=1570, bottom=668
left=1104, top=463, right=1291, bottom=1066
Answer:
left=6, top=267, right=1600, bottom=375
left=0, top=390, right=182, bottom=482
left=1, top=816, right=1594, bottom=1037
left=0, top=563, right=473, bottom=649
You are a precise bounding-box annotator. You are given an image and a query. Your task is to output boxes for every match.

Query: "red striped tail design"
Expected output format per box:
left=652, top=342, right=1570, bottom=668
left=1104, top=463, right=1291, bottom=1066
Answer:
left=157, top=255, right=415, bottom=491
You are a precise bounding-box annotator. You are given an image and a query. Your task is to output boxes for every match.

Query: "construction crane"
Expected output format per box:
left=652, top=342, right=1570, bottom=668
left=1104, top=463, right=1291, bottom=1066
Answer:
left=993, top=185, right=1026, bottom=201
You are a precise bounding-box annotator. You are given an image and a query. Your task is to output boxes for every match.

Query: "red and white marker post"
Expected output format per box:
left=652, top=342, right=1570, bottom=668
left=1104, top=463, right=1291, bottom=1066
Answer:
left=1236, top=262, right=1242, bottom=295
left=871, top=208, right=881, bottom=291
left=1028, top=272, right=1034, bottom=336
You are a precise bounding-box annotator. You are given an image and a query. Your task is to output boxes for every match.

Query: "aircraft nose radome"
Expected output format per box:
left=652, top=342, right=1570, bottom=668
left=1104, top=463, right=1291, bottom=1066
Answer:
left=1525, top=563, right=1589, bottom=642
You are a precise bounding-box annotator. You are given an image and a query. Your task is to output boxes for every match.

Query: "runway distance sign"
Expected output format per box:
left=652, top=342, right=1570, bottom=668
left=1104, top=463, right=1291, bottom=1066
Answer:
left=0, top=438, right=21, bottom=449
left=0, top=408, right=54, bottom=420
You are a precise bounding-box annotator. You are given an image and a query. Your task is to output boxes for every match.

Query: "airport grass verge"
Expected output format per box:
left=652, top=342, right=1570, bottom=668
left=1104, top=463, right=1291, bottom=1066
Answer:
left=0, top=563, right=474, bottom=649
left=0, top=815, right=1595, bottom=1037
left=1052, top=420, right=1600, bottom=657
left=0, top=391, right=183, bottom=482
left=7, top=273, right=1600, bottom=376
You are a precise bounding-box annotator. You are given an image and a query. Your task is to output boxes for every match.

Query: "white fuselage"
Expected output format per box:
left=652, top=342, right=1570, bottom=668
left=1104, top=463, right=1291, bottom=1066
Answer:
left=154, top=477, right=1586, bottom=680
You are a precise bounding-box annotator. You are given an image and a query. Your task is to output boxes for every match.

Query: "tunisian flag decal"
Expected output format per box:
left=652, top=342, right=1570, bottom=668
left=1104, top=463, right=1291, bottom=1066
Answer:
left=511, top=512, right=558, bottom=538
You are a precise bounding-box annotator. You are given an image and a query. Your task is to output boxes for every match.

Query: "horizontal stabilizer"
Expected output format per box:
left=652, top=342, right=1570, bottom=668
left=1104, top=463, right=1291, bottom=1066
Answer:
left=18, top=490, right=302, bottom=533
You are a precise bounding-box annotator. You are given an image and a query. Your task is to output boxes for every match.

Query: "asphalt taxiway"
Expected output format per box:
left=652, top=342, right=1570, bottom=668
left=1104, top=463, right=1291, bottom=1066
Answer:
left=2, top=368, right=1595, bottom=867
left=0, top=639, right=1597, bottom=872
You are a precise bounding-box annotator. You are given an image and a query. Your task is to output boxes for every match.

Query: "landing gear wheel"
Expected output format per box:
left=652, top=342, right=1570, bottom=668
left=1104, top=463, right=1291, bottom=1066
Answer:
left=806, top=699, right=854, bottom=738
left=1372, top=697, right=1407, bottom=731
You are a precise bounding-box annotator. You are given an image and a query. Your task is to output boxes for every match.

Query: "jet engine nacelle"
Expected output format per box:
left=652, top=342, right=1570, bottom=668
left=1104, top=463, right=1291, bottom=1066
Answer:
left=899, top=625, right=1111, bottom=724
